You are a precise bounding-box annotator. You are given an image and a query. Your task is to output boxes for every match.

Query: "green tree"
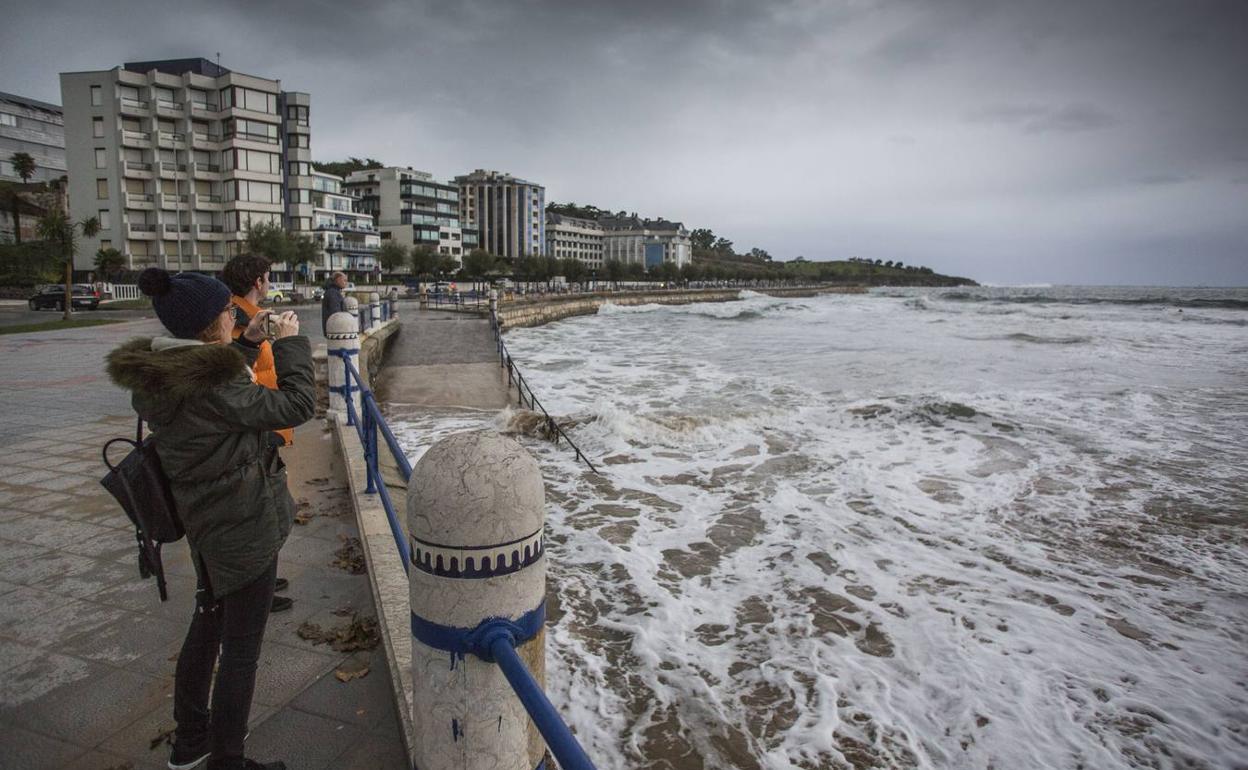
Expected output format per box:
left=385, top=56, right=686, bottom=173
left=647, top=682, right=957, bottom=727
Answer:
left=604, top=258, right=625, bottom=287
left=558, top=257, right=587, bottom=285
left=460, top=249, right=498, bottom=281
left=93, top=246, right=125, bottom=280
left=436, top=255, right=458, bottom=277
left=626, top=261, right=645, bottom=280
left=690, top=228, right=715, bottom=252
left=712, top=237, right=734, bottom=255
left=292, top=233, right=319, bottom=287
left=36, top=210, right=99, bottom=320
left=410, top=244, right=437, bottom=279
left=377, top=240, right=409, bottom=275
left=10, top=152, right=36, bottom=183
left=244, top=221, right=293, bottom=264
left=312, top=157, right=384, bottom=178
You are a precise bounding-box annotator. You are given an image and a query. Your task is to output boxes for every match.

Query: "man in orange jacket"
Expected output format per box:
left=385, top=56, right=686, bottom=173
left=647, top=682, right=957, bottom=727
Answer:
left=222, top=254, right=295, bottom=614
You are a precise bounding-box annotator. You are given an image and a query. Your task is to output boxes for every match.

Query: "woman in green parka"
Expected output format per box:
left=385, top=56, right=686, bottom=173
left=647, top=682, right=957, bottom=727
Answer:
left=106, top=268, right=315, bottom=770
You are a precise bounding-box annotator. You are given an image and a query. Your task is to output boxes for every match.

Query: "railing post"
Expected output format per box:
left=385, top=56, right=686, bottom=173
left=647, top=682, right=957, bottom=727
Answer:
left=344, top=295, right=361, bottom=334
left=370, top=291, right=382, bottom=331
left=363, top=394, right=377, bottom=494
left=326, top=311, right=361, bottom=422
left=407, top=431, right=548, bottom=770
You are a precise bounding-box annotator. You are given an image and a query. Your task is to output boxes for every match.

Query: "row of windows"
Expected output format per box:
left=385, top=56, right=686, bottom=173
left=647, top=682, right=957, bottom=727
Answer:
left=221, top=87, right=278, bottom=115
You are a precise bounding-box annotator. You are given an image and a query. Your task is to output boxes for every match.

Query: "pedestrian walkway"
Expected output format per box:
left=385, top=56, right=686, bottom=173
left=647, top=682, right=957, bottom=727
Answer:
left=373, top=308, right=509, bottom=410
left=0, top=321, right=407, bottom=770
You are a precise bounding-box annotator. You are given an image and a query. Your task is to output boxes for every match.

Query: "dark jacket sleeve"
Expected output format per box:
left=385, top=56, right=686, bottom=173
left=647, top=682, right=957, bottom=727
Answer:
left=328, top=287, right=346, bottom=316
left=203, top=336, right=316, bottom=431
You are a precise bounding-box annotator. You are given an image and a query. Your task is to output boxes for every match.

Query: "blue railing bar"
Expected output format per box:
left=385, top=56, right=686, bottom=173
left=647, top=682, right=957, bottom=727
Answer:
left=486, top=634, right=598, bottom=770
left=332, top=349, right=412, bottom=572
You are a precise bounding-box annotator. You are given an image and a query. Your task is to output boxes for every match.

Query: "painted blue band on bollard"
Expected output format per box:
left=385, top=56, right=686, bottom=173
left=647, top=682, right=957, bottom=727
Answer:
left=327, top=384, right=355, bottom=395
left=410, top=601, right=545, bottom=657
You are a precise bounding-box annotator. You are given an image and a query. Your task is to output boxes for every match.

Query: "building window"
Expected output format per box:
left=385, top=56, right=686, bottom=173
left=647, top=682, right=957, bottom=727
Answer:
left=96, top=178, right=108, bottom=199
left=90, top=85, right=102, bottom=106
left=287, top=105, right=309, bottom=125
left=100, top=239, right=111, bottom=251
left=0, top=113, right=15, bottom=127
left=98, top=210, right=111, bottom=230
left=93, top=117, right=105, bottom=137
left=288, top=161, right=310, bottom=176
left=94, top=148, right=107, bottom=169
left=286, top=133, right=308, bottom=149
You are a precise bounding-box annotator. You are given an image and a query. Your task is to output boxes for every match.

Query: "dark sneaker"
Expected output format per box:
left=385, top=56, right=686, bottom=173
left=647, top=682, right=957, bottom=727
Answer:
left=270, top=595, right=294, bottom=613
left=274, top=577, right=289, bottom=592
left=168, top=737, right=209, bottom=769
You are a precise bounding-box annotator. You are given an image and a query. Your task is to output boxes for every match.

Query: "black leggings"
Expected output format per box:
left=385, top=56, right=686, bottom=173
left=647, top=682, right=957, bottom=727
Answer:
left=174, top=558, right=277, bottom=759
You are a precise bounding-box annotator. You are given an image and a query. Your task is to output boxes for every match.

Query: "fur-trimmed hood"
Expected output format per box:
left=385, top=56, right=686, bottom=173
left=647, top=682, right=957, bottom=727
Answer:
left=106, top=337, right=249, bottom=401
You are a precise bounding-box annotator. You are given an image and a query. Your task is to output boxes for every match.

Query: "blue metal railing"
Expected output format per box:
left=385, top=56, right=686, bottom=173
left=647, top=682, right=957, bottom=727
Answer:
left=331, top=348, right=599, bottom=770
left=489, top=310, right=600, bottom=474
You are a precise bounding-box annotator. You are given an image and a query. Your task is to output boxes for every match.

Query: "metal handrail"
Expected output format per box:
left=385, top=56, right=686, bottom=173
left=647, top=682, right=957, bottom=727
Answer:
left=332, top=347, right=601, bottom=770
left=334, top=350, right=411, bottom=571
left=490, top=310, right=600, bottom=474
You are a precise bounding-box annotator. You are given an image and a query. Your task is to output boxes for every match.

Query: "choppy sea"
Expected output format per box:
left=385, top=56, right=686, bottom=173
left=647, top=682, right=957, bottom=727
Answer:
left=391, top=285, right=1248, bottom=770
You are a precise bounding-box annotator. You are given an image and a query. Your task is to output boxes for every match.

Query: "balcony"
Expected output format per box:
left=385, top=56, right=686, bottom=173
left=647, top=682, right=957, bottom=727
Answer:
left=191, top=102, right=219, bottom=113
left=156, top=99, right=184, bottom=114
left=126, top=223, right=158, bottom=240
left=192, top=133, right=223, bottom=149
left=158, top=162, right=188, bottom=178
left=160, top=194, right=189, bottom=209
left=194, top=224, right=225, bottom=239
left=192, top=162, right=222, bottom=179
left=122, top=160, right=154, bottom=178
left=157, top=131, right=186, bottom=147
left=122, top=130, right=152, bottom=148
left=126, top=192, right=155, bottom=209
left=118, top=96, right=150, bottom=115
left=163, top=223, right=191, bottom=234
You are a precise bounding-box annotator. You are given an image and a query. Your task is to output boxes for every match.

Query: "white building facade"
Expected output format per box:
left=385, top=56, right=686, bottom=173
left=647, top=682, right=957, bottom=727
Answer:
left=344, top=166, right=473, bottom=269
left=60, top=58, right=309, bottom=273
left=599, top=214, right=691, bottom=269
left=456, top=169, right=544, bottom=261
left=309, top=170, right=380, bottom=280
left=545, top=212, right=604, bottom=269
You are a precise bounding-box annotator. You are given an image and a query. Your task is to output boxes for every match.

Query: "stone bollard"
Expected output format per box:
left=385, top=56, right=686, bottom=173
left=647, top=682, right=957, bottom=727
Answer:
left=325, top=311, right=361, bottom=421
left=369, top=292, right=382, bottom=331
left=344, top=295, right=361, bottom=334
left=389, top=287, right=400, bottom=320
left=407, top=431, right=547, bottom=770
left=489, top=288, right=498, bottom=315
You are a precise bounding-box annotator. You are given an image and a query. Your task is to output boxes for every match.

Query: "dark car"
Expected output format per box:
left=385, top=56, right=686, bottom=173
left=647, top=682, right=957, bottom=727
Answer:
left=28, top=284, right=100, bottom=311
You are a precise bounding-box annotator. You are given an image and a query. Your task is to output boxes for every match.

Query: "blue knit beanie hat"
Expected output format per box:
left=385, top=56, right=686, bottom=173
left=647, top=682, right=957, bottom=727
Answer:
left=138, top=268, right=232, bottom=339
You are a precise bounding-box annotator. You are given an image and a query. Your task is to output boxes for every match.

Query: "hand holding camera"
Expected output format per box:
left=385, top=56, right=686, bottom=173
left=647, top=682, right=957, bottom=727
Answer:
left=244, top=310, right=300, bottom=342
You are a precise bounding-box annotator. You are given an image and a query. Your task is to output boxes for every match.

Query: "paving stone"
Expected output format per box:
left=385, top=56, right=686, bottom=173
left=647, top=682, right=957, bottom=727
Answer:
left=251, top=640, right=342, bottom=708
left=0, top=649, right=96, bottom=708
left=0, top=722, right=89, bottom=769
left=12, top=491, right=73, bottom=513
left=5, top=468, right=59, bottom=485
left=62, top=747, right=167, bottom=770
left=56, top=608, right=184, bottom=667
left=328, top=730, right=411, bottom=770
left=0, top=584, right=77, bottom=628
left=2, top=594, right=129, bottom=647
left=289, top=647, right=399, bottom=731
left=89, top=569, right=199, bottom=621
left=31, top=474, right=98, bottom=492
left=2, top=547, right=101, bottom=588
left=245, top=707, right=370, bottom=770
left=4, top=664, right=171, bottom=747
left=0, top=638, right=47, bottom=676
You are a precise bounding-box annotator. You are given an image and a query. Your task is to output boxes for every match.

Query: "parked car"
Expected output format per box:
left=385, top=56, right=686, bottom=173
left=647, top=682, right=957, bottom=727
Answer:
left=28, top=284, right=100, bottom=311
left=266, top=288, right=285, bottom=303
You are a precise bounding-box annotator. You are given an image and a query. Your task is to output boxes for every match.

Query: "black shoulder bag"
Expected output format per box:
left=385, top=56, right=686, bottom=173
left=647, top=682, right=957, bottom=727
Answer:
left=100, top=417, right=184, bottom=601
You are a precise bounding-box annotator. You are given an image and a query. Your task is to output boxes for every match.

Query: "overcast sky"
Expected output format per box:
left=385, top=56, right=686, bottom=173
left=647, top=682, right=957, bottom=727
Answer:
left=4, top=0, right=1246, bottom=285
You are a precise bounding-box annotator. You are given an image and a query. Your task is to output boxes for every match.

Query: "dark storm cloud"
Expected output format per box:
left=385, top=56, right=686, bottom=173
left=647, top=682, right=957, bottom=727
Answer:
left=2, top=0, right=1246, bottom=284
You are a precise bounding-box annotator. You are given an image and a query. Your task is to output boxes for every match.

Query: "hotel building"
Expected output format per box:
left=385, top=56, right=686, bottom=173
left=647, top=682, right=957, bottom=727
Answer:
left=59, top=58, right=310, bottom=273
left=455, top=169, right=544, bottom=261
left=0, top=91, right=66, bottom=184
left=344, top=166, right=474, bottom=267
left=545, top=212, right=604, bottom=270
left=600, top=214, right=692, bottom=269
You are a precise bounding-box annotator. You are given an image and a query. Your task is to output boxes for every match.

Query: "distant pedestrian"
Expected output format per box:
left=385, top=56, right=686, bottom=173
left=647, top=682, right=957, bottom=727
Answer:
left=321, top=271, right=348, bottom=334
left=106, top=268, right=314, bottom=770
left=222, top=254, right=296, bottom=615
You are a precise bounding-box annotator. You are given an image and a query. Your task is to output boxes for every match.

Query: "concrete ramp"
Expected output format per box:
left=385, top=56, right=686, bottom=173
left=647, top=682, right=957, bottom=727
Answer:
left=375, top=311, right=510, bottom=410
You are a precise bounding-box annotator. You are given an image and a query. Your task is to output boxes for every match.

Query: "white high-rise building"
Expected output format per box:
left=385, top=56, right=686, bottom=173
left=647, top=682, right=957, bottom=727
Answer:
left=308, top=170, right=380, bottom=281
left=60, top=58, right=309, bottom=274
left=344, top=166, right=475, bottom=268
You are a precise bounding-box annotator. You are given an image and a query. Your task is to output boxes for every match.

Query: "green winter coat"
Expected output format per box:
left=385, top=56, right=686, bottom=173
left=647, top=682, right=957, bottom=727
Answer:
left=105, top=335, right=316, bottom=598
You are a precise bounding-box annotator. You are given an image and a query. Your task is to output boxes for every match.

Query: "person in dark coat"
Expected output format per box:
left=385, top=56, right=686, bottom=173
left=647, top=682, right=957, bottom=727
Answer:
left=320, top=271, right=348, bottom=334
left=106, top=268, right=314, bottom=770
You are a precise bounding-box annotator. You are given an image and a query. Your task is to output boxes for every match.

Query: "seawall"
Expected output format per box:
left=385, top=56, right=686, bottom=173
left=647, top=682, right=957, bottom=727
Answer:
left=496, top=285, right=866, bottom=330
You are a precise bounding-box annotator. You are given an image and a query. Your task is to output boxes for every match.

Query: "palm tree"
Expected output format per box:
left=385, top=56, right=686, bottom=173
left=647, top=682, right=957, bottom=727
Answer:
left=94, top=247, right=125, bottom=282
left=10, top=152, right=36, bottom=183
left=37, top=210, right=100, bottom=320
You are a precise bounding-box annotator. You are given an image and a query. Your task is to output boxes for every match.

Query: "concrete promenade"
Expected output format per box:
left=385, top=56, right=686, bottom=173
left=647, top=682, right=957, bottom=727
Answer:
left=374, top=309, right=509, bottom=410
left=0, top=319, right=406, bottom=769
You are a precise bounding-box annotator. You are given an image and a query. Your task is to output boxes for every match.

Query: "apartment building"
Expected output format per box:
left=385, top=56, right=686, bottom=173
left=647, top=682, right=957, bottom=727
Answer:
left=59, top=58, right=310, bottom=273
left=600, top=214, right=692, bottom=269
left=344, top=166, right=474, bottom=268
left=309, top=169, right=380, bottom=280
left=0, top=91, right=66, bottom=184
left=545, top=212, right=604, bottom=269
left=455, top=169, right=544, bottom=261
